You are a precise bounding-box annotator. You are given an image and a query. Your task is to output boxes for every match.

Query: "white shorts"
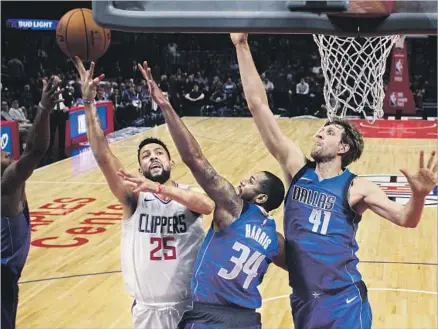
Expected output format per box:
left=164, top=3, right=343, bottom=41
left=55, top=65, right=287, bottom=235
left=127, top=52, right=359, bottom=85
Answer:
left=131, top=299, right=192, bottom=329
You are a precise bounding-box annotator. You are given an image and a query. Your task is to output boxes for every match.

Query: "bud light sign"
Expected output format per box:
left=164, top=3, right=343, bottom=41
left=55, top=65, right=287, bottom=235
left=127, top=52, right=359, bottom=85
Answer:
left=6, top=19, right=58, bottom=31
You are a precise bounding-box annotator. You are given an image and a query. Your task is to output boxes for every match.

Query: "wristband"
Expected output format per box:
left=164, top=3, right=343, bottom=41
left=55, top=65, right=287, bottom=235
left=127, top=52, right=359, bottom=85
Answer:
left=83, top=99, right=96, bottom=104
left=38, top=102, right=50, bottom=111
left=155, top=183, right=162, bottom=194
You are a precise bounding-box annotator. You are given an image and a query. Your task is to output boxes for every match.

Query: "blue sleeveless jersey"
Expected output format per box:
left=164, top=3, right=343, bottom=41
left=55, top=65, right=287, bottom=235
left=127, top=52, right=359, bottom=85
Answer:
left=1, top=203, right=31, bottom=276
left=192, top=202, right=279, bottom=309
left=284, top=162, right=362, bottom=297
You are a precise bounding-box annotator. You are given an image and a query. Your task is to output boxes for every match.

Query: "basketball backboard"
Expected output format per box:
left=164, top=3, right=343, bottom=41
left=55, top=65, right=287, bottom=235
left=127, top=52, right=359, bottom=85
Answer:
left=92, top=1, right=437, bottom=37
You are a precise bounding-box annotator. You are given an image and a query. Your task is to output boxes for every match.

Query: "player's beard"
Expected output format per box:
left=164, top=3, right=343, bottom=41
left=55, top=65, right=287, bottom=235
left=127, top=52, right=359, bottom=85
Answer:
left=310, top=148, right=336, bottom=164
left=144, top=167, right=171, bottom=184
left=310, top=151, right=336, bottom=163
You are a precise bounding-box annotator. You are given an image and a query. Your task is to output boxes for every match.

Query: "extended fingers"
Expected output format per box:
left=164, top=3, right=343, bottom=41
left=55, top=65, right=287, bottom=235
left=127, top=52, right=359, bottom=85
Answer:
left=43, top=76, right=55, bottom=92
left=41, top=78, right=48, bottom=91
left=138, top=63, right=146, bottom=75
left=426, top=150, right=436, bottom=170
left=122, top=180, right=138, bottom=190
left=399, top=168, right=411, bottom=180
left=73, top=56, right=86, bottom=76
left=133, top=182, right=150, bottom=194
left=89, top=61, right=95, bottom=79
left=142, top=61, right=154, bottom=81
left=92, top=74, right=105, bottom=86
left=117, top=169, right=139, bottom=181
left=142, top=61, right=149, bottom=74
left=48, top=77, right=62, bottom=95
left=125, top=176, right=143, bottom=185
left=50, top=88, right=64, bottom=105
left=419, top=150, right=425, bottom=169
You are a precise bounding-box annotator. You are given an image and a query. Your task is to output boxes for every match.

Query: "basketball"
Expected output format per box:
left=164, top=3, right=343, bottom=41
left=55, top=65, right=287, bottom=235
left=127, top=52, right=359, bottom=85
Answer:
left=56, top=8, right=111, bottom=62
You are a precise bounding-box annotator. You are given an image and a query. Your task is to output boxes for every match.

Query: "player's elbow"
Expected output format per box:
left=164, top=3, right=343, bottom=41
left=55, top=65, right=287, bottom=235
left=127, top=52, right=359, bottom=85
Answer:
left=199, top=201, right=215, bottom=216
left=393, top=214, right=419, bottom=228
left=93, top=152, right=112, bottom=166
left=395, top=208, right=419, bottom=228
left=24, top=139, right=48, bottom=158
left=401, top=220, right=419, bottom=228
left=203, top=199, right=215, bottom=215
left=26, top=148, right=47, bottom=159
left=247, top=97, right=267, bottom=112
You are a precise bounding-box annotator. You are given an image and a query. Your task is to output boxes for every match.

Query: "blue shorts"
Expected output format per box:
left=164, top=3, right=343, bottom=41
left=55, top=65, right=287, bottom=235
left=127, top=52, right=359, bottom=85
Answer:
left=291, top=281, right=372, bottom=329
left=178, top=302, right=261, bottom=329
left=1, top=265, right=20, bottom=329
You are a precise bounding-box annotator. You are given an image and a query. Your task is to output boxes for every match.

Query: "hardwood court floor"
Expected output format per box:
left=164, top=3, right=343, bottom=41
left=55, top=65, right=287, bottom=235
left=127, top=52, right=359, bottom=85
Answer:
left=18, top=117, right=437, bottom=329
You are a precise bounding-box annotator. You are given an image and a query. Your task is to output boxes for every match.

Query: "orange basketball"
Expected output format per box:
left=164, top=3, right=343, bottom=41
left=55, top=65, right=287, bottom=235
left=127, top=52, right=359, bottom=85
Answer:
left=56, top=8, right=111, bottom=62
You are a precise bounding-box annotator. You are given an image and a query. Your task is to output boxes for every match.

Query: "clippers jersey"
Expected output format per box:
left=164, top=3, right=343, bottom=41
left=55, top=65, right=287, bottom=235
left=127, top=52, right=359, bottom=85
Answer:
left=284, top=162, right=362, bottom=297
left=121, top=184, right=205, bottom=304
left=192, top=202, right=279, bottom=310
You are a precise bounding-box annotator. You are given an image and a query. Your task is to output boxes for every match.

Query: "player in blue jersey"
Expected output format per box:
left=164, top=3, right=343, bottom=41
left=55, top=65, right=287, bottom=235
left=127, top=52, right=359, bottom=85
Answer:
left=128, top=61, right=287, bottom=329
left=1, top=76, right=63, bottom=329
left=232, top=33, right=438, bottom=329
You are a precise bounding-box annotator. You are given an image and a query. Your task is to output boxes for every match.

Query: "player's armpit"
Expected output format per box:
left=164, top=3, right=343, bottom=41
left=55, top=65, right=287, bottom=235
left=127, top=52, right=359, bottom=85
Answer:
left=1, top=151, right=44, bottom=194
left=272, top=231, right=288, bottom=271
left=186, top=157, right=243, bottom=230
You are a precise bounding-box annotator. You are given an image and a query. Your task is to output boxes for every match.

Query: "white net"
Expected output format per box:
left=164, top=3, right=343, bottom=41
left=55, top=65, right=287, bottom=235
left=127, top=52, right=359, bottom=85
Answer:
left=313, top=34, right=401, bottom=123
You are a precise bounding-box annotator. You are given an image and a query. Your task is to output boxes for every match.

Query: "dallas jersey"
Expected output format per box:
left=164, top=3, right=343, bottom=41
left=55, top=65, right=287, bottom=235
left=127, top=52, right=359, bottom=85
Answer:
left=284, top=162, right=362, bottom=297
left=1, top=203, right=31, bottom=276
left=121, top=184, right=205, bottom=304
left=192, top=201, right=279, bottom=310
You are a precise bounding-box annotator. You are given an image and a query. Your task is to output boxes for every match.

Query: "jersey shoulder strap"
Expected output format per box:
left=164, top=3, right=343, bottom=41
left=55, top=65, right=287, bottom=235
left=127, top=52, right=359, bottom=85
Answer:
left=284, top=159, right=315, bottom=204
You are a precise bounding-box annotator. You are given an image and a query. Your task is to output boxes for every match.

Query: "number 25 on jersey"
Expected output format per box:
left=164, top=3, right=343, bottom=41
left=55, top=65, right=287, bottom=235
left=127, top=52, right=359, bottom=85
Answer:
left=150, top=237, right=176, bottom=260
left=218, top=241, right=266, bottom=289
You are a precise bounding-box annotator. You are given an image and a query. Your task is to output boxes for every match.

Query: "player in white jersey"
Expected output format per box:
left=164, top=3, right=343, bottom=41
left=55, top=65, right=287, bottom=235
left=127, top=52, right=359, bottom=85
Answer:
left=72, top=57, right=215, bottom=329
left=119, top=166, right=210, bottom=329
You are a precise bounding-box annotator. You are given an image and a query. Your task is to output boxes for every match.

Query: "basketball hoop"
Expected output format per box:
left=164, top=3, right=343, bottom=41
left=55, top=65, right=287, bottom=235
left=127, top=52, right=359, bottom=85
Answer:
left=313, top=34, right=400, bottom=123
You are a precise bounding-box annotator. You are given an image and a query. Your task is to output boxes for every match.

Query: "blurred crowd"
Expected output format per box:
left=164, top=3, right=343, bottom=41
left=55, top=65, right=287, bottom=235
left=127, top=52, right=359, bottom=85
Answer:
left=1, top=29, right=437, bottom=141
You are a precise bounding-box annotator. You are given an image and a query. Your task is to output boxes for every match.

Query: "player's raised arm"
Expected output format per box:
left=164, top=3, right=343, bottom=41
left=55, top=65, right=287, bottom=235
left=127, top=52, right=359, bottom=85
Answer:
left=2, top=76, right=62, bottom=193
left=231, top=33, right=306, bottom=183
left=116, top=169, right=215, bottom=215
left=354, top=150, right=437, bottom=228
left=138, top=61, right=242, bottom=230
left=72, top=57, right=133, bottom=209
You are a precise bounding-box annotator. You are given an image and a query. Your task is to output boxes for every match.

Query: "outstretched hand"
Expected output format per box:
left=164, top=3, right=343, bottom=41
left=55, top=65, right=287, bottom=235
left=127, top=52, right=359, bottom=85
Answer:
left=39, top=76, right=63, bottom=112
left=72, top=56, right=105, bottom=101
left=230, top=33, right=249, bottom=46
left=400, top=150, right=437, bottom=198
left=137, top=61, right=169, bottom=107
left=117, top=169, right=160, bottom=194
